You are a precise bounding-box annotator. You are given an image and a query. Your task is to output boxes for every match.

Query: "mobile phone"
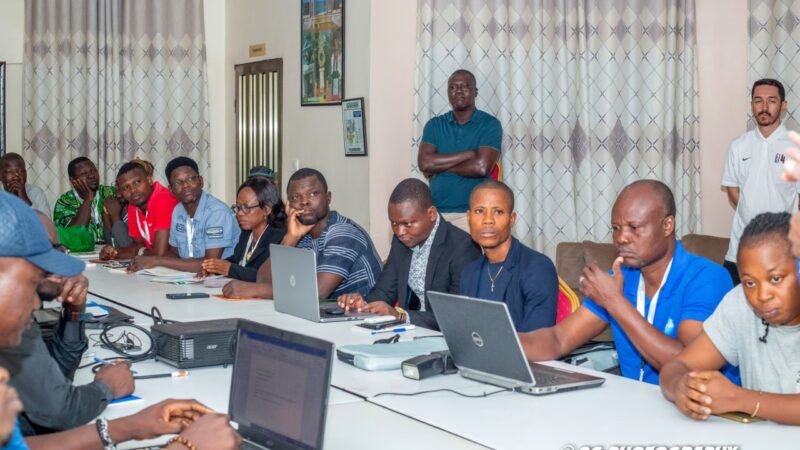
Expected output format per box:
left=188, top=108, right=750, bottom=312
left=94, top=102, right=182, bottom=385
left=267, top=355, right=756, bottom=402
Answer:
left=716, top=412, right=764, bottom=423
left=166, top=292, right=210, bottom=300
left=356, top=318, right=405, bottom=330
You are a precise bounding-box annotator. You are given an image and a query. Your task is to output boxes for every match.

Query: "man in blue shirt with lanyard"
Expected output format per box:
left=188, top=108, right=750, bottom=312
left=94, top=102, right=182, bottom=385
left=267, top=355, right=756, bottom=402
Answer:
left=517, top=180, right=738, bottom=385
left=128, top=157, right=240, bottom=273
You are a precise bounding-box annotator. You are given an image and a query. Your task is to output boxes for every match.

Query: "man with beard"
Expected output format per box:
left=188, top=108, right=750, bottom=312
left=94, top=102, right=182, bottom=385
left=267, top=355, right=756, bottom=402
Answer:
left=53, top=157, right=116, bottom=249
left=98, top=162, right=179, bottom=260
left=0, top=153, right=50, bottom=218
left=417, top=69, right=502, bottom=231
left=223, top=168, right=382, bottom=299
left=721, top=78, right=799, bottom=285
left=516, top=180, right=739, bottom=385
left=127, top=157, right=239, bottom=272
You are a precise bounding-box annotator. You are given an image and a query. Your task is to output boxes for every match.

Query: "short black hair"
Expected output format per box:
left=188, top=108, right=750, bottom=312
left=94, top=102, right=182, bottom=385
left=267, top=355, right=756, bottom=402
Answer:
left=389, top=178, right=433, bottom=209
left=0, top=152, right=24, bottom=167
left=238, top=177, right=287, bottom=228
left=622, top=179, right=676, bottom=217
left=470, top=179, right=515, bottom=212
left=67, top=156, right=92, bottom=178
left=165, top=157, right=199, bottom=182
left=116, top=161, right=147, bottom=180
left=738, top=211, right=791, bottom=256
left=752, top=78, right=786, bottom=102
left=450, top=69, right=477, bottom=87
left=288, top=168, right=328, bottom=192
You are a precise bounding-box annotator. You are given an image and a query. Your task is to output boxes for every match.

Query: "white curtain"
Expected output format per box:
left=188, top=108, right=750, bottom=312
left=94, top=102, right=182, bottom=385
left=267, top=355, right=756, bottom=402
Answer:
left=24, top=0, right=210, bottom=202
left=749, top=0, right=800, bottom=131
left=413, top=0, right=701, bottom=256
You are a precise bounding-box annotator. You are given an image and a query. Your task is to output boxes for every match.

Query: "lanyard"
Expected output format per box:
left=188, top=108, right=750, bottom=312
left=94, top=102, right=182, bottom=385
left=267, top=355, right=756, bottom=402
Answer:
left=185, top=217, right=195, bottom=258
left=135, top=210, right=151, bottom=247
left=636, top=258, right=673, bottom=381
left=240, top=228, right=265, bottom=266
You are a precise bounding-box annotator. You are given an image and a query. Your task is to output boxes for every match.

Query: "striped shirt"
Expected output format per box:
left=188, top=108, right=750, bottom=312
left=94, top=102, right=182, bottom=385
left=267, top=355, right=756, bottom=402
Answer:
left=297, top=211, right=382, bottom=298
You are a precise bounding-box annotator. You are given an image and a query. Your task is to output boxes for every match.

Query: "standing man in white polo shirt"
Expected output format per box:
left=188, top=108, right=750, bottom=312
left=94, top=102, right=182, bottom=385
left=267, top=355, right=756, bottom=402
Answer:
left=721, top=78, right=799, bottom=285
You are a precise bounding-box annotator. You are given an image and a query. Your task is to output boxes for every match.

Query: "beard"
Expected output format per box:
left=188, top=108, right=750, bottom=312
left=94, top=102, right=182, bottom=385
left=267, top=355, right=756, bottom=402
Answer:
left=756, top=112, right=778, bottom=127
left=298, top=214, right=320, bottom=226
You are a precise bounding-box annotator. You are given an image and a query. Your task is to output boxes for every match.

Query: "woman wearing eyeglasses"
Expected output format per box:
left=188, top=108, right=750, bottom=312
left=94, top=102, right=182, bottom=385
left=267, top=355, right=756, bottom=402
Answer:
left=201, top=177, right=287, bottom=281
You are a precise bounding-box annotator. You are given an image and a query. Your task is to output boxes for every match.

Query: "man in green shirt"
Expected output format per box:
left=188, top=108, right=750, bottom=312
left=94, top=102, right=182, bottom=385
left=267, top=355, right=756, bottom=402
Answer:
left=53, top=157, right=116, bottom=248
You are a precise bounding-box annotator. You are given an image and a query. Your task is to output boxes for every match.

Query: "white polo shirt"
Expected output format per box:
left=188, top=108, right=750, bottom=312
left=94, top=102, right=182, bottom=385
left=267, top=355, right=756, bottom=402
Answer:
left=721, top=124, right=799, bottom=262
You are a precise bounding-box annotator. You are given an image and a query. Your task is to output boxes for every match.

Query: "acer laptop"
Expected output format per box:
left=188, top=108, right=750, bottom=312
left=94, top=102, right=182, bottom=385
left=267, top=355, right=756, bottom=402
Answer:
left=270, top=244, right=376, bottom=323
left=230, top=320, right=333, bottom=450
left=428, top=291, right=605, bottom=395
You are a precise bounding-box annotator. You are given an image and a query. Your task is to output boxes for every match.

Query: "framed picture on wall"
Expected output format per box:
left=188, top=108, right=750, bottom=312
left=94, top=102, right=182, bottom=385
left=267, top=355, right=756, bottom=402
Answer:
left=341, top=97, right=366, bottom=156
left=301, top=0, right=344, bottom=106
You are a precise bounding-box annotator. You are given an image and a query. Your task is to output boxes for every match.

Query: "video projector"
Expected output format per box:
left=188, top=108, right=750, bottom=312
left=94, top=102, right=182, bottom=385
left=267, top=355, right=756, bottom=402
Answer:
left=151, top=318, right=239, bottom=369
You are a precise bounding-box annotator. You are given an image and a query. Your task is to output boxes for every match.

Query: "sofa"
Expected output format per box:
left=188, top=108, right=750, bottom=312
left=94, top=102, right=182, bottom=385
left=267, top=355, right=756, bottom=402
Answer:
left=555, top=233, right=730, bottom=341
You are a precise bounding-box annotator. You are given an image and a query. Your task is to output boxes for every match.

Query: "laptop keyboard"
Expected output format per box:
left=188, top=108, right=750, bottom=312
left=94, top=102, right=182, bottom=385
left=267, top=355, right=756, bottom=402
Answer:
left=529, top=362, right=585, bottom=386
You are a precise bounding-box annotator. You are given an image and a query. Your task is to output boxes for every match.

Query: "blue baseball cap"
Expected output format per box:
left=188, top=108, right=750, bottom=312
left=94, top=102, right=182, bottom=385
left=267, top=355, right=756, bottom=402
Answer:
left=0, top=192, right=85, bottom=276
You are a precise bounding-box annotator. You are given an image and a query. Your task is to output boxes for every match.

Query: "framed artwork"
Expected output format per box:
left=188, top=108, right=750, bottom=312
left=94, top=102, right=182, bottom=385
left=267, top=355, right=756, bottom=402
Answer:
left=301, top=0, right=344, bottom=106
left=341, top=97, right=366, bottom=156
left=0, top=62, right=5, bottom=155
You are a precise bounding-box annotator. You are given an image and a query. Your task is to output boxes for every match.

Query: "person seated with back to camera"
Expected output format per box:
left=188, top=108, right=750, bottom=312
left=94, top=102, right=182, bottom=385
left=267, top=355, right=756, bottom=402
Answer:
left=661, top=212, right=800, bottom=425
left=0, top=212, right=134, bottom=437
left=201, top=177, right=287, bottom=281
left=125, top=157, right=240, bottom=273
left=515, top=180, right=739, bottom=385
left=459, top=180, right=558, bottom=332
left=0, top=191, right=242, bottom=450
left=338, top=178, right=481, bottom=329
left=222, top=168, right=382, bottom=299
left=99, top=161, right=179, bottom=261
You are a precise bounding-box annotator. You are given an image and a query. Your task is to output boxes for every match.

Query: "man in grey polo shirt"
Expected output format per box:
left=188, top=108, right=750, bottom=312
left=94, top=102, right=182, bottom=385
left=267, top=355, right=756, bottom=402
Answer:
left=0, top=152, right=51, bottom=218
left=722, top=78, right=800, bottom=285
left=417, top=69, right=502, bottom=231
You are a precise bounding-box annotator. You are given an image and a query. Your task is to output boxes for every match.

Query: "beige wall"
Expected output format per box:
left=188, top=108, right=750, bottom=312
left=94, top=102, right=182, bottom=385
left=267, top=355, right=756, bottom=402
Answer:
left=223, top=0, right=371, bottom=231
left=0, top=0, right=25, bottom=155
left=696, top=0, right=749, bottom=238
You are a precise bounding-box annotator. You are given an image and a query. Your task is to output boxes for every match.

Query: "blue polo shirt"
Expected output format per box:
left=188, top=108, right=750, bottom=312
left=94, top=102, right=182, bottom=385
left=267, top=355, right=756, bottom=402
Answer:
left=583, top=241, right=739, bottom=385
left=1, top=423, right=28, bottom=450
left=169, top=191, right=240, bottom=259
left=297, top=211, right=382, bottom=298
left=422, top=109, right=502, bottom=212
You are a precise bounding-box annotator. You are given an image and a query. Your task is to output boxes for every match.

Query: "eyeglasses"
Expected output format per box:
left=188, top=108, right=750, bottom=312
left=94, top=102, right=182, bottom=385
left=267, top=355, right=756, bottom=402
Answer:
left=231, top=203, right=262, bottom=214
left=170, top=175, right=201, bottom=189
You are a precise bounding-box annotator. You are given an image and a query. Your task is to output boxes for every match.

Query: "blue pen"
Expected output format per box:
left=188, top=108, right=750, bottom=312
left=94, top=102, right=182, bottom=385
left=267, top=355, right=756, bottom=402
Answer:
left=371, top=326, right=415, bottom=335
left=94, top=357, right=138, bottom=374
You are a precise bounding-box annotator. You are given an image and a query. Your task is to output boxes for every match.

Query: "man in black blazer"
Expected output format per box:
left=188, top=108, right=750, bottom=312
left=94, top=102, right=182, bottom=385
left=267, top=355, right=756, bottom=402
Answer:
left=338, top=178, right=481, bottom=330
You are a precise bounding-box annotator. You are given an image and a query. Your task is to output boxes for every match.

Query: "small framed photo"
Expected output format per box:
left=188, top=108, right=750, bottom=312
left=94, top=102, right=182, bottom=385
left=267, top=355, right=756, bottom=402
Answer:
left=342, top=97, right=367, bottom=156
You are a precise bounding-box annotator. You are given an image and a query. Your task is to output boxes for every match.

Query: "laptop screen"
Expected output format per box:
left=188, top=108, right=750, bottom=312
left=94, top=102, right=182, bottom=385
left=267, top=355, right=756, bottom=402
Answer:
left=230, top=324, right=331, bottom=450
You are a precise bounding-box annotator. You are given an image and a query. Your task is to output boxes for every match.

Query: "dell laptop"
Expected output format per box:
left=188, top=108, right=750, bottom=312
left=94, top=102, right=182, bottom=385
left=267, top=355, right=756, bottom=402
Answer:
left=428, top=291, right=605, bottom=395
left=270, top=244, right=376, bottom=323
left=230, top=319, right=334, bottom=450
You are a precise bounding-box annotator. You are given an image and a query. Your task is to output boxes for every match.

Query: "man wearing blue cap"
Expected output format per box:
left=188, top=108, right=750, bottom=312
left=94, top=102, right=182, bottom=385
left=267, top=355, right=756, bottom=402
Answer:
left=0, top=192, right=241, bottom=450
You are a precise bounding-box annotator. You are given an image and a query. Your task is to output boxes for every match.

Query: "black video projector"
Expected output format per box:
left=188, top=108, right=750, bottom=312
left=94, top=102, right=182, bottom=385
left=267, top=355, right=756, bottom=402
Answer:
left=151, top=318, right=239, bottom=368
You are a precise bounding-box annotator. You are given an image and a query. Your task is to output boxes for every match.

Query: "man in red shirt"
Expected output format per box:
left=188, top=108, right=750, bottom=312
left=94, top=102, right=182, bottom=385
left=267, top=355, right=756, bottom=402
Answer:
left=99, top=162, right=178, bottom=260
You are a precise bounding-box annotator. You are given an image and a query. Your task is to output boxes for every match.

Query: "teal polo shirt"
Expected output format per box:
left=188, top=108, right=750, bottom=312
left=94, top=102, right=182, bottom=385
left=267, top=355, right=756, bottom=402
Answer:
left=583, top=241, right=740, bottom=385
left=421, top=109, right=502, bottom=212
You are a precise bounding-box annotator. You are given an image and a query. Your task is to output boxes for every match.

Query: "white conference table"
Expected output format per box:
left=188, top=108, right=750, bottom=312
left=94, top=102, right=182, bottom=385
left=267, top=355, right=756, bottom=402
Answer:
left=83, top=265, right=799, bottom=449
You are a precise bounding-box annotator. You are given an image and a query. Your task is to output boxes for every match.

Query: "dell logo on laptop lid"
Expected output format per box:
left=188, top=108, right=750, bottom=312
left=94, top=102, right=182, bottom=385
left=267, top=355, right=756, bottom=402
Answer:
left=471, top=331, right=484, bottom=347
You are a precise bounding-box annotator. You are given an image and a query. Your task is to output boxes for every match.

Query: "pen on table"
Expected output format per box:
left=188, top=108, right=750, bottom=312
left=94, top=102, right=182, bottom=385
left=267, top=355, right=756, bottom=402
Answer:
left=93, top=357, right=138, bottom=374
left=135, top=371, right=189, bottom=380
left=371, top=325, right=415, bottom=335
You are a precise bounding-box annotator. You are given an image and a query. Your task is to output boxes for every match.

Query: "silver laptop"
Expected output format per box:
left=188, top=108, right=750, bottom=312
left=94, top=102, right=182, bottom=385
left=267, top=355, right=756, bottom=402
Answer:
left=230, top=320, right=333, bottom=450
left=270, top=244, right=376, bottom=322
left=428, top=291, right=605, bottom=395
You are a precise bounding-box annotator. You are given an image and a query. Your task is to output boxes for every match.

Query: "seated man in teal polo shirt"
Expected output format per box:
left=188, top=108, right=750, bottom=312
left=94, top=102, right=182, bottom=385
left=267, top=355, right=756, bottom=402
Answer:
left=417, top=69, right=502, bottom=230
left=517, top=180, right=739, bottom=385
left=128, top=157, right=240, bottom=272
